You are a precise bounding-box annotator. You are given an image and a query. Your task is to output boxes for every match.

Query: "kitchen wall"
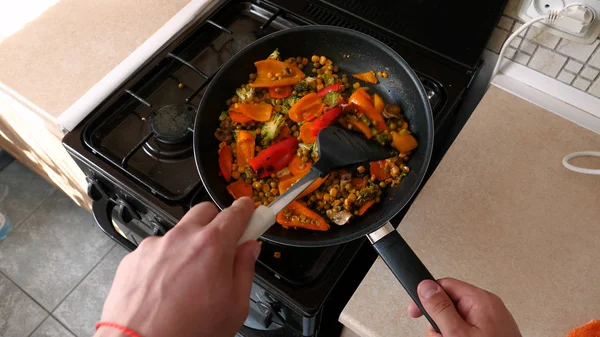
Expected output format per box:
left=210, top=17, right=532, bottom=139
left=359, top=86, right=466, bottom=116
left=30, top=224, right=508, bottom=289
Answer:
left=487, top=0, right=600, bottom=98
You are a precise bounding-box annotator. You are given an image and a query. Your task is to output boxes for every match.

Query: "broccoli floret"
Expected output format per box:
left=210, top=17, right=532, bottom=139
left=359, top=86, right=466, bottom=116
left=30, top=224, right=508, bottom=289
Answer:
left=219, top=111, right=229, bottom=121
left=374, top=132, right=390, bottom=145
left=268, top=48, right=280, bottom=60
left=236, top=86, right=255, bottom=102
left=357, top=185, right=378, bottom=201
left=323, top=91, right=341, bottom=107
left=260, top=114, right=286, bottom=145
left=321, top=73, right=336, bottom=86
left=281, top=96, right=301, bottom=114
left=293, top=77, right=317, bottom=92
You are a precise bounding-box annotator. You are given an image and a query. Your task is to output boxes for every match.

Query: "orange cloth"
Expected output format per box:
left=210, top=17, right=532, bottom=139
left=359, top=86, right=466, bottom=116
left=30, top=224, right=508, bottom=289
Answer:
left=567, top=320, right=600, bottom=337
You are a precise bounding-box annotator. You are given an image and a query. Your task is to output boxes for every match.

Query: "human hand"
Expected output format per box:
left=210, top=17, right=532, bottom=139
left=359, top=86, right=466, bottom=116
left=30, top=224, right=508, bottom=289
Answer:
left=95, top=197, right=260, bottom=337
left=407, top=278, right=522, bottom=337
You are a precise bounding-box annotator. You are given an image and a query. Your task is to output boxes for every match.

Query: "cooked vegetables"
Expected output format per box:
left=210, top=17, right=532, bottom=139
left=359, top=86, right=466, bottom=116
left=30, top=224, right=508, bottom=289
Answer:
left=215, top=52, right=417, bottom=232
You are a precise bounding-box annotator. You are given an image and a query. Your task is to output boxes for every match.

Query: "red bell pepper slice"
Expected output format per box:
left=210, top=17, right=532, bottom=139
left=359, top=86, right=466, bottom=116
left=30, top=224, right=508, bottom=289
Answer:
left=310, top=106, right=343, bottom=136
left=316, top=83, right=343, bottom=98
left=249, top=137, right=298, bottom=178
left=218, top=146, right=233, bottom=182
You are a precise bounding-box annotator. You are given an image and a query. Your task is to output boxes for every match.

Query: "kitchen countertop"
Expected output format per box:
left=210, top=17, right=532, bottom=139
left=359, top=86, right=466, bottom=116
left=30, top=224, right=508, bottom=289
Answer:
left=0, top=0, right=190, bottom=119
left=340, top=85, right=600, bottom=337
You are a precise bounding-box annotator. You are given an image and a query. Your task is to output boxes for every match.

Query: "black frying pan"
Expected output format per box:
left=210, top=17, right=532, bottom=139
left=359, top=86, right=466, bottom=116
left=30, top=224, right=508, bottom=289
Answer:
left=194, top=26, right=440, bottom=331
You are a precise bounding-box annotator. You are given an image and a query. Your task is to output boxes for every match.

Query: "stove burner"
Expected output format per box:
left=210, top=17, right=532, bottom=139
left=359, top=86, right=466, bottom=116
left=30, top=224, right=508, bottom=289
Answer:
left=149, top=104, right=196, bottom=144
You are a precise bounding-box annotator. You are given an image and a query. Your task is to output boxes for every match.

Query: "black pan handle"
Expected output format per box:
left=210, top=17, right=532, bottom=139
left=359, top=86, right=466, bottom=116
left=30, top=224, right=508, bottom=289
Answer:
left=368, top=222, right=441, bottom=333
left=92, top=197, right=137, bottom=251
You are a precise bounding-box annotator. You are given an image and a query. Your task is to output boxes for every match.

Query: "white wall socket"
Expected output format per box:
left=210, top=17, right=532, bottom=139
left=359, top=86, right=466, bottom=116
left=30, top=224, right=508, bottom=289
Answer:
left=518, top=0, right=600, bottom=44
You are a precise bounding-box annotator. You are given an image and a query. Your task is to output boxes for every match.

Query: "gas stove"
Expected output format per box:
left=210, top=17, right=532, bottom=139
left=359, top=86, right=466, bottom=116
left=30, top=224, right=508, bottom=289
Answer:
left=63, top=0, right=504, bottom=336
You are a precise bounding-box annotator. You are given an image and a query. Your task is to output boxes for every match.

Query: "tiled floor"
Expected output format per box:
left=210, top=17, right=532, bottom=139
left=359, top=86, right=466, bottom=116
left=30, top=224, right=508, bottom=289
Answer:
left=0, top=161, right=127, bottom=337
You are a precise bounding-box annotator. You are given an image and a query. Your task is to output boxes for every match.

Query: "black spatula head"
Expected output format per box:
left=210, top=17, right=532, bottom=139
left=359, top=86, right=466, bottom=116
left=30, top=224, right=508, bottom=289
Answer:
left=313, top=126, right=392, bottom=175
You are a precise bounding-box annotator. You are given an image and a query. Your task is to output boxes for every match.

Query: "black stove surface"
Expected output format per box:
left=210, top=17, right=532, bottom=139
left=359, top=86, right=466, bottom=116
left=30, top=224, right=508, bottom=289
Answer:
left=63, top=0, right=490, bottom=335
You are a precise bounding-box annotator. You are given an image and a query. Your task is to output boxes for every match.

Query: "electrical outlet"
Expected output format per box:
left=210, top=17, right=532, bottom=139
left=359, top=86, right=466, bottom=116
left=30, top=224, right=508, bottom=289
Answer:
left=518, top=0, right=600, bottom=44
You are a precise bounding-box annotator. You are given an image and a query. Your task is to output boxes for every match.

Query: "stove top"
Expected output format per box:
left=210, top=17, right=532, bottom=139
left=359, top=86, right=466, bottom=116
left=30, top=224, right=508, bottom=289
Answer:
left=63, top=0, right=491, bottom=335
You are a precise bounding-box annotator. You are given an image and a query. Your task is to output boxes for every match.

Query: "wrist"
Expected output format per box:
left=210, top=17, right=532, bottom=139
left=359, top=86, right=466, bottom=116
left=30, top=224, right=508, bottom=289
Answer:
left=94, top=326, right=129, bottom=337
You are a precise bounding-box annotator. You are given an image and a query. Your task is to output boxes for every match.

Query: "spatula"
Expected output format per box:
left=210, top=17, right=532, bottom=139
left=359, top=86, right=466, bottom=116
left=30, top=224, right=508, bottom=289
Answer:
left=238, top=125, right=391, bottom=244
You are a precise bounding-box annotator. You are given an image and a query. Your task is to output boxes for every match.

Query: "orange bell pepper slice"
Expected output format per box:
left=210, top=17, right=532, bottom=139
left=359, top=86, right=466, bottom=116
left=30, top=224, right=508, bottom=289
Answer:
left=392, top=132, right=418, bottom=153
left=299, top=122, right=317, bottom=143
left=236, top=131, right=255, bottom=167
left=249, top=59, right=305, bottom=88
left=370, top=160, right=391, bottom=181
left=234, top=103, right=273, bottom=122
left=339, top=117, right=373, bottom=139
left=228, top=110, right=253, bottom=124
left=289, top=93, right=325, bottom=123
left=269, top=86, right=293, bottom=98
left=226, top=180, right=253, bottom=200
left=278, top=174, right=327, bottom=198
left=357, top=199, right=376, bottom=216
left=373, top=93, right=385, bottom=115
left=218, top=146, right=233, bottom=182
left=276, top=201, right=330, bottom=231
left=352, top=71, right=378, bottom=84
left=349, top=90, right=387, bottom=131
left=288, top=155, right=312, bottom=176
left=351, top=177, right=367, bottom=189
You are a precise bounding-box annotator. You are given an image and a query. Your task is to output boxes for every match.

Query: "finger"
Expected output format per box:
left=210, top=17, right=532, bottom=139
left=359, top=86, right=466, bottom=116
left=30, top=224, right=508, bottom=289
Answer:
left=233, top=240, right=261, bottom=302
left=424, top=324, right=443, bottom=337
left=175, top=202, right=219, bottom=230
left=418, top=280, right=468, bottom=335
left=210, top=197, right=255, bottom=244
left=407, top=300, right=423, bottom=318
left=436, top=277, right=487, bottom=303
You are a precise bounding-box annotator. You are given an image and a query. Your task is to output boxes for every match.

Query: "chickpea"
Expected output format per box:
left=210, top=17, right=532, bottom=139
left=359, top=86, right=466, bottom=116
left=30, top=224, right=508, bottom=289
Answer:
left=267, top=196, right=274, bottom=203
left=259, top=192, right=265, bottom=197
left=370, top=175, right=377, bottom=182
left=391, top=166, right=401, bottom=177
left=317, top=201, right=325, bottom=207
left=329, top=187, right=338, bottom=197
left=310, top=195, right=317, bottom=202
left=253, top=182, right=262, bottom=190
left=344, top=183, right=352, bottom=190
left=231, top=171, right=241, bottom=179
left=237, top=167, right=245, bottom=173
left=353, top=82, right=360, bottom=89
left=302, top=57, right=309, bottom=65
left=343, top=199, right=352, bottom=209
left=316, top=192, right=324, bottom=200
left=313, top=62, right=321, bottom=68
left=347, top=193, right=357, bottom=203
left=389, top=122, right=397, bottom=130
left=269, top=181, right=277, bottom=188
left=382, top=72, right=389, bottom=78
left=270, top=188, right=278, bottom=196
left=402, top=166, right=410, bottom=173
left=292, top=90, right=298, bottom=95
left=301, top=155, right=309, bottom=162
left=262, top=200, right=269, bottom=206
left=312, top=68, right=317, bottom=73
left=311, top=55, right=319, bottom=62
left=377, top=71, right=383, bottom=77
left=319, top=56, right=327, bottom=65
left=275, top=98, right=283, bottom=105
left=333, top=199, right=342, bottom=207
left=379, top=181, right=387, bottom=188
left=357, top=166, right=366, bottom=173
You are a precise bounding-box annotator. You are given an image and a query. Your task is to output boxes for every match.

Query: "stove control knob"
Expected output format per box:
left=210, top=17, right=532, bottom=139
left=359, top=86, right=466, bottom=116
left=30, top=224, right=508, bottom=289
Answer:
left=86, top=178, right=106, bottom=201
left=256, top=301, right=274, bottom=328
left=151, top=222, right=166, bottom=236
left=116, top=199, right=140, bottom=223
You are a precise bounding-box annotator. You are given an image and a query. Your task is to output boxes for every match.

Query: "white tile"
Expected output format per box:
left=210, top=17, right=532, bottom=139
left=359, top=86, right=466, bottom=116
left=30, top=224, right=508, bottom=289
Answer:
left=564, top=59, right=584, bottom=73
left=487, top=28, right=509, bottom=53
left=580, top=66, right=599, bottom=80
left=529, top=48, right=568, bottom=77
left=557, top=70, right=576, bottom=84
left=510, top=36, right=523, bottom=48
left=498, top=16, right=514, bottom=31
left=525, top=25, right=561, bottom=49
left=504, top=0, right=520, bottom=19
left=505, top=47, right=517, bottom=60
left=512, top=22, right=527, bottom=37
left=573, top=77, right=592, bottom=91
left=514, top=51, right=531, bottom=65
left=589, top=47, right=600, bottom=69
left=555, top=39, right=600, bottom=62
left=520, top=39, right=537, bottom=55
left=588, top=78, right=600, bottom=98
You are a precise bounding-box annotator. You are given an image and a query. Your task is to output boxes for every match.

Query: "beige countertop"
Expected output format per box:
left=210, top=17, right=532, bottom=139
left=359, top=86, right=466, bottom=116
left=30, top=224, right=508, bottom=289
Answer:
left=0, top=0, right=190, bottom=119
left=340, top=85, right=600, bottom=337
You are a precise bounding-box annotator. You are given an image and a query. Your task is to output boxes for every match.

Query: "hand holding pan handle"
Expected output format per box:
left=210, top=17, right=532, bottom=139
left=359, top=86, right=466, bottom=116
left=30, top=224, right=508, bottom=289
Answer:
left=368, top=222, right=442, bottom=333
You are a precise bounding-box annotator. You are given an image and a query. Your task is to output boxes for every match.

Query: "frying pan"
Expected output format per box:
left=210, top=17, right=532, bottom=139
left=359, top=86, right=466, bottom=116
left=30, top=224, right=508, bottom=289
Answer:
left=194, top=26, right=440, bottom=331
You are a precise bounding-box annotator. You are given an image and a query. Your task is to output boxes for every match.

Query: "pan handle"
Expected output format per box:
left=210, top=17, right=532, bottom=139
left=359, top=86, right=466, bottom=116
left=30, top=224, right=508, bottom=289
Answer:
left=368, top=222, right=441, bottom=333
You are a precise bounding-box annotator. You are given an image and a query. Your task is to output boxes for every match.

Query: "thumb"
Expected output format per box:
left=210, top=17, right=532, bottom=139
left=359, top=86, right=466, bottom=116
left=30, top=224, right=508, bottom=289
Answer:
left=233, top=241, right=261, bottom=300
left=418, top=280, right=468, bottom=334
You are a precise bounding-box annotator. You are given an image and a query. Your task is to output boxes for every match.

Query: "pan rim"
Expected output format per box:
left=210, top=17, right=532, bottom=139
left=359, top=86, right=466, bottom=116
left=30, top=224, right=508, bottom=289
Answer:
left=194, top=25, right=434, bottom=247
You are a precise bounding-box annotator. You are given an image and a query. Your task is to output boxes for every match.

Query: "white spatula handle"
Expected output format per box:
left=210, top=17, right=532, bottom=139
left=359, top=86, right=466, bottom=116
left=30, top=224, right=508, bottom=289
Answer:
left=238, top=205, right=276, bottom=245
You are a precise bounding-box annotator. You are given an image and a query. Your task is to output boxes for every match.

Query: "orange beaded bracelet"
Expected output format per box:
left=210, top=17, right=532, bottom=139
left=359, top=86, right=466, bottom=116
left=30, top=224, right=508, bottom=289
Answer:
left=95, top=322, right=143, bottom=337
